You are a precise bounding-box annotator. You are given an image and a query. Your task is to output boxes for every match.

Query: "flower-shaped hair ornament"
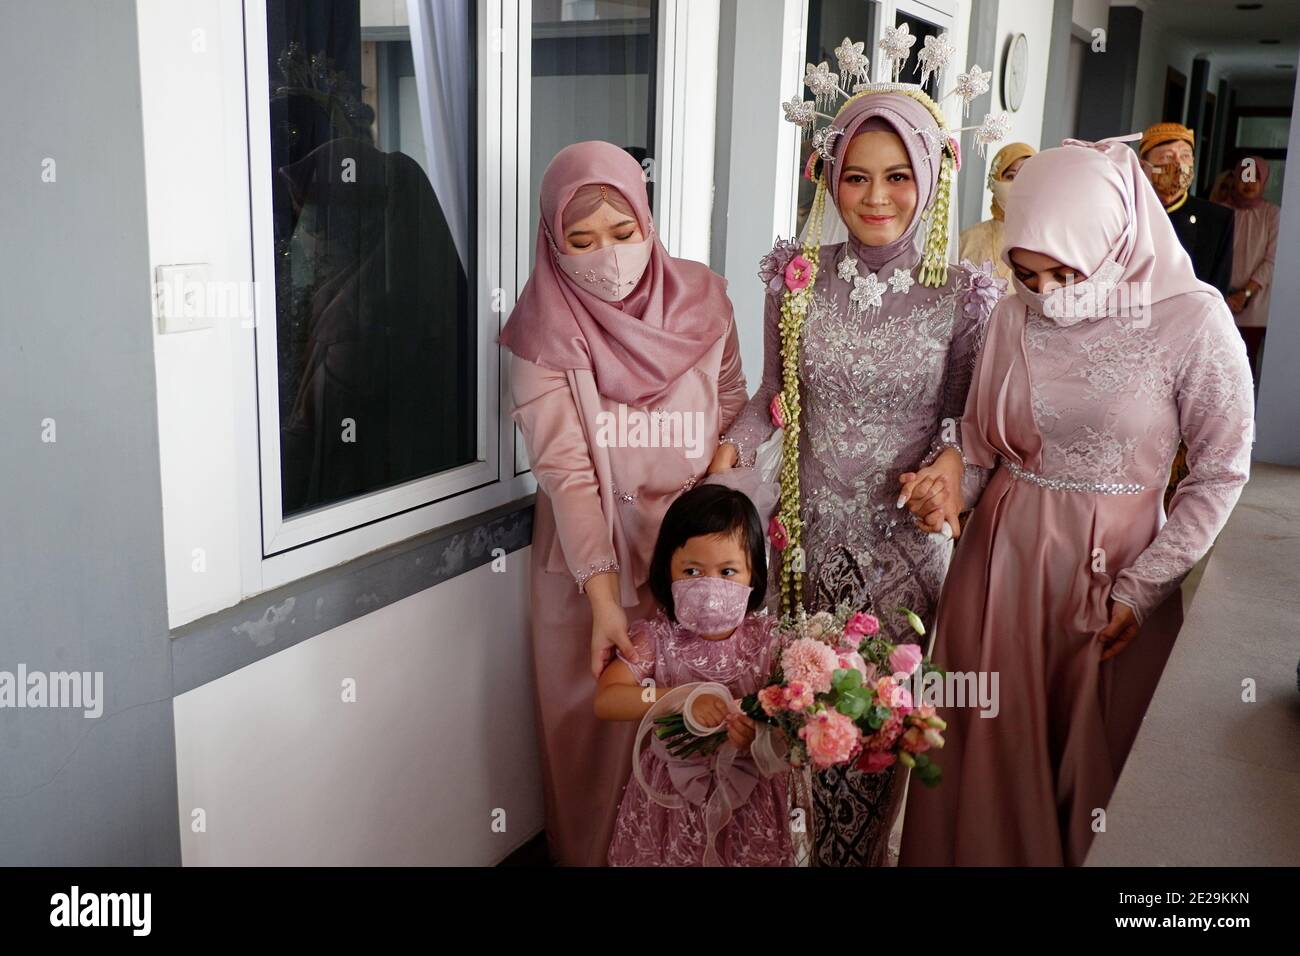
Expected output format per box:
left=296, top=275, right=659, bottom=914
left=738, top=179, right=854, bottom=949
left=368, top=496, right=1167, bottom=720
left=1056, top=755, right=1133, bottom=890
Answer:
left=973, top=112, right=1013, bottom=158
left=915, top=32, right=956, bottom=90
left=878, top=24, right=916, bottom=82
left=951, top=65, right=991, bottom=117
left=804, top=61, right=841, bottom=112
left=782, top=96, right=816, bottom=130
left=834, top=37, right=870, bottom=91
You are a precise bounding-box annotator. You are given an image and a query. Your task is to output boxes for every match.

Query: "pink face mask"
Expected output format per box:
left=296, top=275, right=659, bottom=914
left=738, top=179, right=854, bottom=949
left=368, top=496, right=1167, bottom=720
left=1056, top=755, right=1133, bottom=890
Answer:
left=1012, top=258, right=1125, bottom=326
left=670, top=576, right=752, bottom=635
left=553, top=232, right=654, bottom=302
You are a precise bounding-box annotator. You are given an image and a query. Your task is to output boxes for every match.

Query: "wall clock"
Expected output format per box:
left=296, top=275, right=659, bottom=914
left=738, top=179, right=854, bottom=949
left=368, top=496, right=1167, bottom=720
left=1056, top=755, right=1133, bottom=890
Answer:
left=1002, top=32, right=1028, bottom=112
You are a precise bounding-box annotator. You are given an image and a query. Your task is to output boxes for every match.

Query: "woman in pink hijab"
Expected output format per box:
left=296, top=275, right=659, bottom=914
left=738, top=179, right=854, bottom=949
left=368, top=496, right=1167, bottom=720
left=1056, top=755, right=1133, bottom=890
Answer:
left=499, top=141, right=746, bottom=866
left=898, top=136, right=1255, bottom=866
left=1212, top=155, right=1280, bottom=377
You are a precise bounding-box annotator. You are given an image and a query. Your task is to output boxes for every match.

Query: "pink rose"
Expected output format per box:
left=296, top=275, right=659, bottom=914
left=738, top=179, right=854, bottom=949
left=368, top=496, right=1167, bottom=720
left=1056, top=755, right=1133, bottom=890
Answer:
left=856, top=750, right=897, bottom=774
left=757, top=685, right=786, bottom=717
left=768, top=516, right=789, bottom=550
left=784, top=254, right=813, bottom=292
left=876, top=675, right=913, bottom=711
left=799, top=710, right=862, bottom=769
left=889, top=643, right=924, bottom=677
left=781, top=638, right=839, bottom=695
left=843, top=612, right=880, bottom=638
left=769, top=394, right=787, bottom=429
left=836, top=650, right=870, bottom=683
left=782, top=681, right=814, bottom=711
left=862, top=714, right=904, bottom=752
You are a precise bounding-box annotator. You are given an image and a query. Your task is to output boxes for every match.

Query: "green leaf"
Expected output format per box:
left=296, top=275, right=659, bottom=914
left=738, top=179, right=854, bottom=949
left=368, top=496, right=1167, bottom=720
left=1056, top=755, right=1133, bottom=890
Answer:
left=832, top=667, right=862, bottom=692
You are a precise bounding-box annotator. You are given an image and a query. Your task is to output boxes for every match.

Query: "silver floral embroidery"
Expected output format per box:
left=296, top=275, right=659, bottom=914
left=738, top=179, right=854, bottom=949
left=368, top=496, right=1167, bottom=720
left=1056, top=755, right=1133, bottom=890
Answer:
left=888, top=267, right=915, bottom=294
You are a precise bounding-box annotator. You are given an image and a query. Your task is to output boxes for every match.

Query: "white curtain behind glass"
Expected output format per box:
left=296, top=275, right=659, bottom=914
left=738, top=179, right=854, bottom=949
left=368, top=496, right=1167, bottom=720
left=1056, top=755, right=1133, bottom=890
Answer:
left=407, top=0, right=472, bottom=269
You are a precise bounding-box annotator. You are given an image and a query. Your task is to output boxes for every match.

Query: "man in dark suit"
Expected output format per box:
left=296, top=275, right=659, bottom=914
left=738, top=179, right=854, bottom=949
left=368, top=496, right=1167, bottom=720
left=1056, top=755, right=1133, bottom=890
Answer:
left=1139, top=122, right=1234, bottom=296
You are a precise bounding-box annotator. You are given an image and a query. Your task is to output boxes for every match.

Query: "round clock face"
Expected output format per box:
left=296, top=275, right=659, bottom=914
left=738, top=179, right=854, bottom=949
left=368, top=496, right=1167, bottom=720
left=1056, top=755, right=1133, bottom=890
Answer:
left=1003, top=33, right=1028, bottom=111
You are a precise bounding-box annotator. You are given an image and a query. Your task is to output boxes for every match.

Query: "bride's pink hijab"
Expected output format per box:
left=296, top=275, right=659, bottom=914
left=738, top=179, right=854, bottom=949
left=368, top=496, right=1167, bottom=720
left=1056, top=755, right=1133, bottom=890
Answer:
left=1000, top=135, right=1220, bottom=310
left=499, top=141, right=731, bottom=406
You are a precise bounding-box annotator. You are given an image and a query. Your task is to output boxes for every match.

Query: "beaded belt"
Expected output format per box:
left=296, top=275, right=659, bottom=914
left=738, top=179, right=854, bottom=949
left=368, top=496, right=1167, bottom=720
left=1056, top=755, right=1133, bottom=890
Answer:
left=1003, top=460, right=1146, bottom=495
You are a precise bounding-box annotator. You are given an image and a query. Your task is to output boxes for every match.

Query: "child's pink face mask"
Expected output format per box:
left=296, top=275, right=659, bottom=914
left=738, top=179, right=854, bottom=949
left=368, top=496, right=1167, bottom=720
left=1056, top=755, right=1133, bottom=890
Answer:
left=671, top=576, right=751, bottom=634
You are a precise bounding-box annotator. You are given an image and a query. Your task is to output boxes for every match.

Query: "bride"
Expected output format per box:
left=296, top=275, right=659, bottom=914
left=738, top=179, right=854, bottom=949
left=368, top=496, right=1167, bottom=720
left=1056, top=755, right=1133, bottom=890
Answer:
left=708, top=57, right=1005, bottom=865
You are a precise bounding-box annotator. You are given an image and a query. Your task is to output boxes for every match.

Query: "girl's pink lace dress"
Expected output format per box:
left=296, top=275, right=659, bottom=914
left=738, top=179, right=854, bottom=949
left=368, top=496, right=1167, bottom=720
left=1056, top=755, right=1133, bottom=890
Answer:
left=606, top=610, right=793, bottom=867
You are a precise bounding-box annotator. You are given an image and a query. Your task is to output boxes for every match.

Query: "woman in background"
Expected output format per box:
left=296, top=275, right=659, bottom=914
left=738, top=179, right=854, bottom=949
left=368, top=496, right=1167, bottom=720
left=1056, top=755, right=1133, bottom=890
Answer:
left=1212, top=155, right=1280, bottom=379
left=958, top=142, right=1036, bottom=284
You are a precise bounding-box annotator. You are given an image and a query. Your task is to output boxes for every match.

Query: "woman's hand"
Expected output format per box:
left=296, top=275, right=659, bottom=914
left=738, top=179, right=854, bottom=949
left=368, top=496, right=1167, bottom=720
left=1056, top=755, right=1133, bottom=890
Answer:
left=706, top=442, right=739, bottom=474
left=586, top=572, right=637, bottom=679
left=689, top=694, right=729, bottom=730
left=725, top=712, right=756, bottom=753
left=1097, top=601, right=1139, bottom=661
left=1226, top=290, right=1247, bottom=314
left=898, top=447, right=965, bottom=539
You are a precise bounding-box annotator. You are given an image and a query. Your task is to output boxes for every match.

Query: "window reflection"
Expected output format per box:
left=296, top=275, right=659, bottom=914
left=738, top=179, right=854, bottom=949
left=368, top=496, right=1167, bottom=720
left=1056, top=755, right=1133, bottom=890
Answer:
left=267, top=1, right=476, bottom=518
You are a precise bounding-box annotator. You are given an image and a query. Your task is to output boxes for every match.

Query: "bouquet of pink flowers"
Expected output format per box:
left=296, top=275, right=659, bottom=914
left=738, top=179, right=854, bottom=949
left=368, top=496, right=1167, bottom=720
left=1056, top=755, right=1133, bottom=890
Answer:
left=740, top=607, right=947, bottom=786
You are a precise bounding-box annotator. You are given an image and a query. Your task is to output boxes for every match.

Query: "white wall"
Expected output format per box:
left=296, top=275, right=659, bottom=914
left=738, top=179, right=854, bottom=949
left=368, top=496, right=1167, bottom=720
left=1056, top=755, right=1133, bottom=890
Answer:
left=137, top=0, right=249, bottom=628
left=1130, top=6, right=1198, bottom=132
left=174, top=554, right=540, bottom=865
left=1071, top=0, right=1110, bottom=35
left=963, top=0, right=1056, bottom=217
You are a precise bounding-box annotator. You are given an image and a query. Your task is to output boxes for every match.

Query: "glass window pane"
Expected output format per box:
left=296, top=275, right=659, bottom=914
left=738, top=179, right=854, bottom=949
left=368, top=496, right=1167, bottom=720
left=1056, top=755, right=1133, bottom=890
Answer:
left=265, top=0, right=477, bottom=517
left=529, top=0, right=657, bottom=266
left=1236, top=115, right=1290, bottom=150
left=798, top=0, right=879, bottom=235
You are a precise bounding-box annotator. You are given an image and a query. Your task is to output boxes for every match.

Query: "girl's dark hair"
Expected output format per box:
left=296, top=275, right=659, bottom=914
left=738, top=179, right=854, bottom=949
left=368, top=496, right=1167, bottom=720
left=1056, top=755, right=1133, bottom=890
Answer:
left=648, top=484, right=767, bottom=622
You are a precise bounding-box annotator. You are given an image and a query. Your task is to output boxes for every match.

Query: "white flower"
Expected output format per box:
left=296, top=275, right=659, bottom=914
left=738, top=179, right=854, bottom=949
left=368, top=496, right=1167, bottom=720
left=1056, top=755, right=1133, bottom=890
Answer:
left=974, top=111, right=1012, bottom=157
left=954, top=65, right=990, bottom=116
left=782, top=96, right=815, bottom=128
left=836, top=253, right=859, bottom=282
left=916, top=31, right=956, bottom=89
left=879, top=23, right=915, bottom=77
left=888, top=268, right=915, bottom=294
left=804, top=61, right=839, bottom=101
left=850, top=272, right=885, bottom=314
left=834, top=37, right=869, bottom=86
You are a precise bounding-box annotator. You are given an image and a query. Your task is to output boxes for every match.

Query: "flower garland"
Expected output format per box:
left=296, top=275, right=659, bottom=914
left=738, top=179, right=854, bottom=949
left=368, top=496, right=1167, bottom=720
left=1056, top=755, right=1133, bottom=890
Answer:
left=770, top=176, right=829, bottom=619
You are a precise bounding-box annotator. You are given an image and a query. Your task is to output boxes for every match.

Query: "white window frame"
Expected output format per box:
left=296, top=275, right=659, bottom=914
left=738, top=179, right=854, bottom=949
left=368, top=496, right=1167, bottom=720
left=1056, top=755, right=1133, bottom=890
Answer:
left=145, top=0, right=693, bottom=626
left=235, top=0, right=533, bottom=597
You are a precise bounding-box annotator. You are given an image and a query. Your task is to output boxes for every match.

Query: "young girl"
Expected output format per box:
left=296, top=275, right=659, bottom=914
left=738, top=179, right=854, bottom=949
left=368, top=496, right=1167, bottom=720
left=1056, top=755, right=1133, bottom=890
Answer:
left=596, top=484, right=792, bottom=867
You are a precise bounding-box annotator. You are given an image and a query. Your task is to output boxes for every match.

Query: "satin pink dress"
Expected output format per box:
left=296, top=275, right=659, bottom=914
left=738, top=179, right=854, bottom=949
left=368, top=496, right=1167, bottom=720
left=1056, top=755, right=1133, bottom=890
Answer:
left=510, top=327, right=748, bottom=866
left=607, top=610, right=792, bottom=867
left=899, top=291, right=1254, bottom=866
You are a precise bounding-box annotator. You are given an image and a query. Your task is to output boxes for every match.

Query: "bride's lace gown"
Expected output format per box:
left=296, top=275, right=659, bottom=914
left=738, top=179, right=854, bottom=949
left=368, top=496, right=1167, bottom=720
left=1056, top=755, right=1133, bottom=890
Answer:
left=723, top=236, right=1000, bottom=865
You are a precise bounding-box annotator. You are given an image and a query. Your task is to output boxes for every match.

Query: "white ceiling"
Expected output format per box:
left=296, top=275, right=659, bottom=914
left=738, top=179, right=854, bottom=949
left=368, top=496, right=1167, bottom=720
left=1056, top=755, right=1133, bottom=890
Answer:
left=1146, top=0, right=1299, bottom=83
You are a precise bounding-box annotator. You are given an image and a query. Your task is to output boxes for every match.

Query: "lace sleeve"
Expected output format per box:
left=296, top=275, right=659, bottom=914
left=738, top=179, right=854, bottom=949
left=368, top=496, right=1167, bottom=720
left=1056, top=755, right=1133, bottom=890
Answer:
left=719, top=293, right=781, bottom=469
left=923, top=263, right=1001, bottom=507
left=1110, top=308, right=1254, bottom=623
